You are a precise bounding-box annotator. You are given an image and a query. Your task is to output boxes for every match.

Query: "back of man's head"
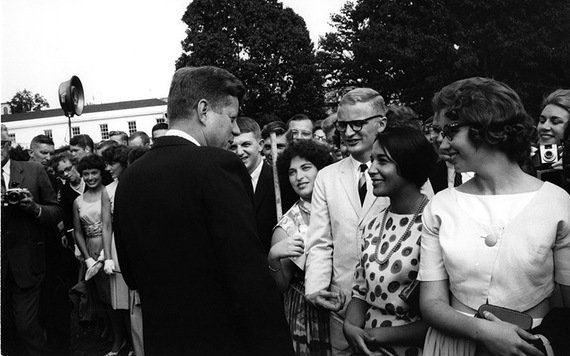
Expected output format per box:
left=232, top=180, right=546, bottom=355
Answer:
left=236, top=117, right=261, bottom=140
left=129, top=131, right=151, bottom=147
left=109, top=131, right=128, bottom=145
left=70, top=134, right=94, bottom=152
left=167, top=66, right=245, bottom=123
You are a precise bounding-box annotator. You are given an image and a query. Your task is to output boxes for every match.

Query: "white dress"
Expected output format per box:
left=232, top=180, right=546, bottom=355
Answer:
left=106, top=180, right=129, bottom=310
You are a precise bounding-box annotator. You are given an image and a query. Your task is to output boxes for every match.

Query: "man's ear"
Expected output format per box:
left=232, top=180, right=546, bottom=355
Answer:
left=28, top=149, right=34, bottom=159
left=377, top=115, right=387, bottom=133
left=196, top=99, right=209, bottom=124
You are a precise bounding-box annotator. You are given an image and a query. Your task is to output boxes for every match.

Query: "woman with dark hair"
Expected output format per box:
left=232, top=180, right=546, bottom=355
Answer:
left=269, top=140, right=334, bottom=355
left=343, top=127, right=437, bottom=355
left=419, top=78, right=570, bottom=355
left=101, top=145, right=131, bottom=355
left=73, top=154, right=126, bottom=355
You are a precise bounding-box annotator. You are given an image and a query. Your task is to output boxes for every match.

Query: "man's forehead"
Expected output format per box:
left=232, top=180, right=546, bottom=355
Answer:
left=338, top=101, right=376, bottom=121
left=289, top=119, right=313, bottom=130
left=36, top=143, right=54, bottom=152
left=234, top=132, right=258, bottom=143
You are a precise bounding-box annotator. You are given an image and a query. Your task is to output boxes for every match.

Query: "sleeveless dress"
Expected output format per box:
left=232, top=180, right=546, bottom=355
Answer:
left=76, top=193, right=110, bottom=303
left=106, top=180, right=129, bottom=310
left=352, top=207, right=425, bottom=356
left=276, top=199, right=331, bottom=356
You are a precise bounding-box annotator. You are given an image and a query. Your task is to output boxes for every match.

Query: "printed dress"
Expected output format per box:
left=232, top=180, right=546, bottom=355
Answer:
left=277, top=200, right=331, bottom=356
left=352, top=208, right=425, bottom=356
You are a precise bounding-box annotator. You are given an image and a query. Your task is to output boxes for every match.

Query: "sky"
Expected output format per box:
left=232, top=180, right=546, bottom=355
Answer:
left=0, top=0, right=346, bottom=109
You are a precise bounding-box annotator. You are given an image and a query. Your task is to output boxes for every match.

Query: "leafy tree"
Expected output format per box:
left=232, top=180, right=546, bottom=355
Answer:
left=8, top=90, right=50, bottom=113
left=176, top=0, right=325, bottom=121
left=318, top=0, right=570, bottom=118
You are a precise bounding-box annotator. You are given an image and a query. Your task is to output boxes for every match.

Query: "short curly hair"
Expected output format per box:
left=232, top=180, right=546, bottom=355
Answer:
left=77, top=154, right=106, bottom=175
left=102, top=145, right=130, bottom=169
left=277, top=140, right=333, bottom=186
left=432, top=77, right=535, bottom=163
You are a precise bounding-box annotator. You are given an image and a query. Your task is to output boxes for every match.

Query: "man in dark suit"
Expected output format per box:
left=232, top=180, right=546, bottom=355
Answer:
left=230, top=116, right=278, bottom=252
left=114, top=66, right=293, bottom=356
left=1, top=139, right=63, bottom=356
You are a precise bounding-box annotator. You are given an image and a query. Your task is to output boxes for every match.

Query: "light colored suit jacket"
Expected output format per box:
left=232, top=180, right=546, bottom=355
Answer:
left=304, top=157, right=389, bottom=316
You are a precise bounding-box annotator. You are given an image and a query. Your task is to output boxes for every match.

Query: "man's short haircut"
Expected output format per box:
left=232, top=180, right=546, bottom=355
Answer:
left=167, top=66, right=246, bottom=123
left=49, top=151, right=75, bottom=173
left=77, top=154, right=106, bottom=175
left=375, top=127, right=438, bottom=189
left=96, top=140, right=118, bottom=152
left=69, top=134, right=94, bottom=152
left=236, top=117, right=261, bottom=140
left=129, top=131, right=151, bottom=146
left=30, top=134, right=54, bottom=149
left=152, top=122, right=169, bottom=133
left=339, top=88, right=387, bottom=115
left=109, top=131, right=128, bottom=142
left=261, top=120, right=287, bottom=140
left=432, top=77, right=534, bottom=163
left=286, top=114, right=313, bottom=128
left=386, top=105, right=422, bottom=130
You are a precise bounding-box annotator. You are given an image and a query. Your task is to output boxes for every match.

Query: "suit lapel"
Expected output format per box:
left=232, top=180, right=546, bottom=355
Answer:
left=339, top=158, right=361, bottom=216
left=9, top=161, right=25, bottom=189
left=254, top=163, right=270, bottom=212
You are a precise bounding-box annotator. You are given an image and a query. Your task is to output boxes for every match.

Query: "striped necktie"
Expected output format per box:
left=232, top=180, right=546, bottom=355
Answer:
left=358, top=163, right=368, bottom=205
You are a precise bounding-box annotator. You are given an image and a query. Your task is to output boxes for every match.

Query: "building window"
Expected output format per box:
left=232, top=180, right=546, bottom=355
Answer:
left=8, top=133, right=15, bottom=142
left=128, top=121, right=137, bottom=135
left=72, top=127, right=80, bottom=136
left=156, top=117, right=166, bottom=124
left=44, top=129, right=53, bottom=138
left=2, top=107, right=8, bottom=115
left=100, top=124, right=109, bottom=140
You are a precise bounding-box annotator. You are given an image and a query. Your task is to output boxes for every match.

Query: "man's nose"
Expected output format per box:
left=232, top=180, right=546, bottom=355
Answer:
left=345, top=124, right=356, bottom=136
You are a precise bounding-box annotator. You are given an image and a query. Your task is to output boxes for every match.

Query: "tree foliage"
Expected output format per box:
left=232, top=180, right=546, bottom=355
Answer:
left=317, top=0, right=570, bottom=118
left=8, top=90, right=50, bottom=113
left=176, top=0, right=325, bottom=121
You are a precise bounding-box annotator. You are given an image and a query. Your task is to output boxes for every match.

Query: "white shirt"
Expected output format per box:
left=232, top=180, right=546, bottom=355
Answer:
left=445, top=161, right=474, bottom=188
left=2, top=159, right=11, bottom=188
left=348, top=155, right=371, bottom=183
left=165, top=129, right=201, bottom=146
left=250, top=159, right=263, bottom=192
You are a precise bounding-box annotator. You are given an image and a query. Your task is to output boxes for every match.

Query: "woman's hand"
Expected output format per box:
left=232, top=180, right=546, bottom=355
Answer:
left=268, top=232, right=304, bottom=260
left=85, top=257, right=97, bottom=270
left=104, top=259, right=116, bottom=275
left=344, top=322, right=375, bottom=356
left=306, top=289, right=346, bottom=311
left=478, top=311, right=544, bottom=356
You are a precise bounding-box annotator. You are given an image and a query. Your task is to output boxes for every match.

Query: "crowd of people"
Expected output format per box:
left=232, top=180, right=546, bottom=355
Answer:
left=1, top=66, right=569, bottom=356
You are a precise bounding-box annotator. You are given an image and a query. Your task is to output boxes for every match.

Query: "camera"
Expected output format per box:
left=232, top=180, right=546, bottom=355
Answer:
left=3, top=188, right=26, bottom=205
left=534, top=144, right=562, bottom=171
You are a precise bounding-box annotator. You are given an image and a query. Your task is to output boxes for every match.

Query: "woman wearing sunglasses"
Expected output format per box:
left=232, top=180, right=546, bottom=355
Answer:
left=418, top=77, right=570, bottom=355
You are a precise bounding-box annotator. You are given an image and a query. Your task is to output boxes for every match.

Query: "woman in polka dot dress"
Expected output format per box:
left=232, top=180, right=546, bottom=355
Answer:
left=344, top=127, right=437, bottom=355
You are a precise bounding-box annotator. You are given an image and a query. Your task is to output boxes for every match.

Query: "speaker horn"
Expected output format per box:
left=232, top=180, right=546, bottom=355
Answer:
left=59, top=75, right=84, bottom=117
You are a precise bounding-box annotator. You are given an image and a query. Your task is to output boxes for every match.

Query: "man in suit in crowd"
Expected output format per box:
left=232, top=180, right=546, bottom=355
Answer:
left=128, top=131, right=151, bottom=148
left=231, top=116, right=277, bottom=253
left=113, top=66, right=293, bottom=356
left=287, top=113, right=314, bottom=141
left=151, top=122, right=169, bottom=144
left=304, top=88, right=390, bottom=355
left=1, top=139, right=63, bottom=356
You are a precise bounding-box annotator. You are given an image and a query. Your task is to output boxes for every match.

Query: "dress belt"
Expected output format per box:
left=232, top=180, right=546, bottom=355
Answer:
left=450, top=294, right=550, bottom=319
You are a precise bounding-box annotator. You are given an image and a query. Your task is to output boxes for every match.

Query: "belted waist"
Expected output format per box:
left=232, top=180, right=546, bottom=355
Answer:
left=451, top=294, right=550, bottom=319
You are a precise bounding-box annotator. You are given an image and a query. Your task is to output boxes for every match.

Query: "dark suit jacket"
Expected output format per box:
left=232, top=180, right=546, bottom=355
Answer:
left=429, top=160, right=449, bottom=194
left=1, top=160, right=62, bottom=289
left=113, top=136, right=293, bottom=356
left=254, top=162, right=278, bottom=253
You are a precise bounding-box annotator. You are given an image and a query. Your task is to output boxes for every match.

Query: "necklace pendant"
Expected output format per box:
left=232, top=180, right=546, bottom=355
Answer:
left=482, top=233, right=498, bottom=247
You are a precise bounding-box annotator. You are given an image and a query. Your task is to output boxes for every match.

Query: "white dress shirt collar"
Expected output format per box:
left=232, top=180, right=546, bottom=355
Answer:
left=165, top=129, right=201, bottom=147
left=250, top=159, right=264, bottom=192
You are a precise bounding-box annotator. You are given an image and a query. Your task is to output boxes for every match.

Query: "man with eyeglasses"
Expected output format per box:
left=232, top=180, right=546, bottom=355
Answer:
left=429, top=93, right=475, bottom=193
left=287, top=113, right=314, bottom=141
left=304, top=88, right=390, bottom=355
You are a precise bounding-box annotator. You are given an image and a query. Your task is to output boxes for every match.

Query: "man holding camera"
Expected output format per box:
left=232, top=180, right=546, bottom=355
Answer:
left=1, top=139, right=63, bottom=356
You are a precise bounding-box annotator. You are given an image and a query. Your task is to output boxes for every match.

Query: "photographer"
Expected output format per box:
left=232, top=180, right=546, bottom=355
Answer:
left=1, top=139, right=63, bottom=355
left=532, top=89, right=569, bottom=189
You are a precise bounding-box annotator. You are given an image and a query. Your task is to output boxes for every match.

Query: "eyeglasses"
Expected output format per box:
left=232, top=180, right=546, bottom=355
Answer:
left=334, top=114, right=385, bottom=133
left=290, top=129, right=313, bottom=138
left=429, top=121, right=467, bottom=141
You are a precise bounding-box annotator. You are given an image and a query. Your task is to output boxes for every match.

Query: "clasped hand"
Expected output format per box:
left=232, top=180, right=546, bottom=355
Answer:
left=270, top=232, right=305, bottom=259
left=478, top=311, right=545, bottom=356
left=344, top=323, right=387, bottom=356
left=306, top=289, right=346, bottom=312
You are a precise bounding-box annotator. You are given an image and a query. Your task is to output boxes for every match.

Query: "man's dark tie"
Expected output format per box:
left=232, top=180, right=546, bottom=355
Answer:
left=358, top=164, right=368, bottom=205
left=454, top=172, right=463, bottom=187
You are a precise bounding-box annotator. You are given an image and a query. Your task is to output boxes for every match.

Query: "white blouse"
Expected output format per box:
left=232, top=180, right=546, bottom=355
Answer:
left=418, top=182, right=570, bottom=311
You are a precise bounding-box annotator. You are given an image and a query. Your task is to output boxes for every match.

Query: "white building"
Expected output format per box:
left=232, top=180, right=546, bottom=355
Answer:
left=1, top=98, right=167, bottom=148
